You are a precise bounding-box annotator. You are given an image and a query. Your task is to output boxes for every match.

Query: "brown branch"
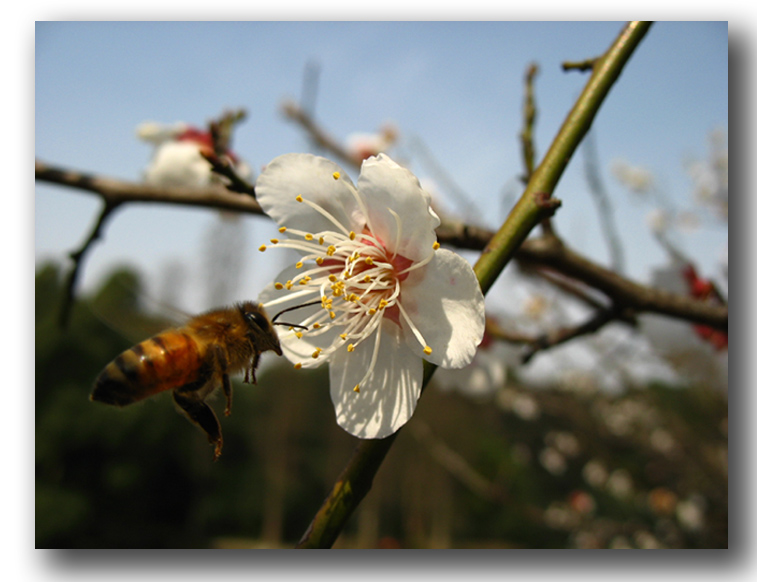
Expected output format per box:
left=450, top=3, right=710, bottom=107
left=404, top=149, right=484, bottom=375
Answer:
left=436, top=219, right=726, bottom=330
left=562, top=58, right=598, bottom=72
left=35, top=159, right=263, bottom=215
left=520, top=306, right=633, bottom=364
left=281, top=99, right=361, bottom=169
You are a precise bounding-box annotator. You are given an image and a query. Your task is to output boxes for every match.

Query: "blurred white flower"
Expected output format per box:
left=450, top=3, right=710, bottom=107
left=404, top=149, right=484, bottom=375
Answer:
left=257, top=153, right=485, bottom=438
left=610, top=158, right=654, bottom=194
left=346, top=124, right=398, bottom=163
left=136, top=120, right=251, bottom=187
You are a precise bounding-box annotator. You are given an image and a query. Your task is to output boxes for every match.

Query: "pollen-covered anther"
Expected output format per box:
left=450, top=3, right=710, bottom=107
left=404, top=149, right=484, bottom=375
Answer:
left=270, top=238, right=279, bottom=244
left=304, top=233, right=314, bottom=241
left=258, top=244, right=267, bottom=252
left=312, top=348, right=322, bottom=359
left=333, top=171, right=340, bottom=180
left=353, top=385, right=360, bottom=393
left=347, top=344, right=355, bottom=352
left=293, top=362, right=302, bottom=370
left=296, top=195, right=304, bottom=202
left=433, top=242, right=441, bottom=250
left=274, top=282, right=284, bottom=290
left=279, top=226, right=287, bottom=233
left=295, top=261, right=304, bottom=269
left=423, top=346, right=433, bottom=355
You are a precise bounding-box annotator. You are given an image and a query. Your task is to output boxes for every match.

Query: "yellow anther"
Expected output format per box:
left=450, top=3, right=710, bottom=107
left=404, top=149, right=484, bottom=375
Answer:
left=285, top=280, right=294, bottom=290
left=312, top=349, right=322, bottom=359
left=270, top=238, right=279, bottom=244
left=365, top=257, right=374, bottom=266
left=316, top=257, right=324, bottom=265
left=304, top=233, right=314, bottom=241
left=313, top=323, right=321, bottom=329
left=340, top=333, right=348, bottom=340
left=349, top=231, right=356, bottom=240
left=258, top=244, right=267, bottom=252
left=295, top=261, right=304, bottom=269
left=378, top=299, right=389, bottom=309
left=295, top=331, right=303, bottom=339
left=326, top=245, right=337, bottom=256
left=333, top=171, right=340, bottom=180
left=294, top=362, right=302, bottom=370
left=363, top=275, right=372, bottom=283
left=274, top=282, right=284, bottom=290
left=319, top=236, right=325, bottom=245
left=279, top=226, right=287, bottom=233
left=368, top=308, right=377, bottom=315
left=347, top=344, right=355, bottom=352
left=433, top=242, right=441, bottom=250
left=353, top=385, right=360, bottom=393
left=329, top=311, right=336, bottom=319
left=296, top=195, right=304, bottom=202
left=423, top=346, right=433, bottom=355
left=328, top=274, right=338, bottom=283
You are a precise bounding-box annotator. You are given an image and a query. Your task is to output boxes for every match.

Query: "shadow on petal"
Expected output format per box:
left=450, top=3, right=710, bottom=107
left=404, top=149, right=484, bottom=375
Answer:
left=329, top=320, right=423, bottom=439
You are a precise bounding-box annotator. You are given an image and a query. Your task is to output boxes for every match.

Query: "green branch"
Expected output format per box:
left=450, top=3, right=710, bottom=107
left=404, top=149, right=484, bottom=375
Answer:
left=295, top=21, right=653, bottom=549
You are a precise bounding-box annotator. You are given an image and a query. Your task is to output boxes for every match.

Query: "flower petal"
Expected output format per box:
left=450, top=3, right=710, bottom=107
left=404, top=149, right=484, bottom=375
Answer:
left=256, top=153, right=365, bottom=234
left=329, top=319, right=423, bottom=439
left=258, top=270, right=346, bottom=368
left=399, top=248, right=485, bottom=368
left=357, top=154, right=440, bottom=261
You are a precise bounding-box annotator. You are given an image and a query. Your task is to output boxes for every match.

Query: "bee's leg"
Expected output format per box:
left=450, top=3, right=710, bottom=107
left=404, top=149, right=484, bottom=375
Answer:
left=173, top=390, right=223, bottom=461
left=207, top=344, right=233, bottom=416
left=221, top=373, right=232, bottom=417
left=250, top=351, right=260, bottom=384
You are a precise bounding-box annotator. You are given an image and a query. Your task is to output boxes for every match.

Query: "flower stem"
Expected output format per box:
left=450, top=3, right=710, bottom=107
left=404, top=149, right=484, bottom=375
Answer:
left=295, top=21, right=652, bottom=549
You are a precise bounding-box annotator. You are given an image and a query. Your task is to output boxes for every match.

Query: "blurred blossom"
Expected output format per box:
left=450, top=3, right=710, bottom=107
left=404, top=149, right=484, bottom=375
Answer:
left=544, top=502, right=578, bottom=530
left=539, top=447, right=567, bottom=475
left=676, top=495, right=706, bottom=532
left=646, top=208, right=669, bottom=236
left=647, top=487, right=678, bottom=516
left=523, top=294, right=549, bottom=320
left=633, top=530, right=662, bottom=549
left=556, top=370, right=598, bottom=396
left=546, top=431, right=581, bottom=457
left=609, top=536, right=633, bottom=549
left=610, top=158, right=654, bottom=194
left=606, top=469, right=634, bottom=499
left=346, top=124, right=399, bottom=163
left=572, top=530, right=601, bottom=549
left=512, top=393, right=541, bottom=421
left=675, top=210, right=700, bottom=233
left=582, top=459, right=609, bottom=489
left=649, top=428, right=678, bottom=455
left=136, top=120, right=251, bottom=187
left=685, top=128, right=728, bottom=220
left=568, top=490, right=596, bottom=515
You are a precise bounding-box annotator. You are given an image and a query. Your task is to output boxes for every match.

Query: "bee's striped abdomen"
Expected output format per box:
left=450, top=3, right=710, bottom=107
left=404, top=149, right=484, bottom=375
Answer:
left=91, top=332, right=204, bottom=407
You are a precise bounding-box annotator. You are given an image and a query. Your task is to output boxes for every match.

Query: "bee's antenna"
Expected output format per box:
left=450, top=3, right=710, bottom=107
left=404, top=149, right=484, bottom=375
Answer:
left=271, top=299, right=323, bottom=330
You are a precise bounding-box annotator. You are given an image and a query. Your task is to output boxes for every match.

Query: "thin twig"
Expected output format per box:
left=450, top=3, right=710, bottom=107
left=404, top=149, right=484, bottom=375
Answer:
left=59, top=200, right=121, bottom=328
left=583, top=130, right=625, bottom=273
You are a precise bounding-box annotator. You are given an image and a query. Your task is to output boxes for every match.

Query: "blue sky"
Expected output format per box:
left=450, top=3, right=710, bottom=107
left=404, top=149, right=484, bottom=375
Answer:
left=35, top=21, right=728, bottom=314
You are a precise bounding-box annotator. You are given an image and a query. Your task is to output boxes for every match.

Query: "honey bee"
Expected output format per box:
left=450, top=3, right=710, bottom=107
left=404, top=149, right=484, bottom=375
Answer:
left=91, top=301, right=290, bottom=461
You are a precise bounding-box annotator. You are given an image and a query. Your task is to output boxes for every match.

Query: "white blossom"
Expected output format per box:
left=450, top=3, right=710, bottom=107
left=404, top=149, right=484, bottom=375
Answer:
left=257, top=153, right=485, bottom=438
